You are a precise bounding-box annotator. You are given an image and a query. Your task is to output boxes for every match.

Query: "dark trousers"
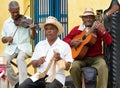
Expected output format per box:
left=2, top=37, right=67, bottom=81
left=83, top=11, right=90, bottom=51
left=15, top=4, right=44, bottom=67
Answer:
left=46, top=79, right=63, bottom=88
left=18, top=78, right=63, bottom=88
left=18, top=77, right=46, bottom=88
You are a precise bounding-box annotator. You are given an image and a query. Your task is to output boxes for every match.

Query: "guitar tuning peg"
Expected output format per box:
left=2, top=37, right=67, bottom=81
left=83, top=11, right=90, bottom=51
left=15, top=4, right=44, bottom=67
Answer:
left=96, top=9, right=103, bottom=21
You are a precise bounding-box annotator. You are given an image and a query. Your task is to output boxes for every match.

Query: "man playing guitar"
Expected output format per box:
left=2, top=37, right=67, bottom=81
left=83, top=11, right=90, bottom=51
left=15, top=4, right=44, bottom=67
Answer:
left=63, top=7, right=113, bottom=88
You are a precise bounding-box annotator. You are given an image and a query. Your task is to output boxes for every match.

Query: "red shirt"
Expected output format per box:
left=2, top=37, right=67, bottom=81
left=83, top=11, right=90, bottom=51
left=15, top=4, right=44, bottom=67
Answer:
left=63, top=25, right=112, bottom=57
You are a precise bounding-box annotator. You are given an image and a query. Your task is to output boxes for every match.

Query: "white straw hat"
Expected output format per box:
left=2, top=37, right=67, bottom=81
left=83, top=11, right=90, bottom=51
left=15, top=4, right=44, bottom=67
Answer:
left=79, top=7, right=95, bottom=17
left=39, top=16, right=64, bottom=35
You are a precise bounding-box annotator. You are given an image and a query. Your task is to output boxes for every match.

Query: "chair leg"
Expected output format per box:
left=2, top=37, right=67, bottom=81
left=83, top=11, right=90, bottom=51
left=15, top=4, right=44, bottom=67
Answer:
left=82, top=73, right=85, bottom=88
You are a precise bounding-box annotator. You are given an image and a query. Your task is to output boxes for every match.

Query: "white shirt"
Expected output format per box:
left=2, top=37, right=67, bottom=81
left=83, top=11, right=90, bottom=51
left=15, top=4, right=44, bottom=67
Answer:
left=78, top=23, right=85, bottom=31
left=31, top=37, right=73, bottom=85
left=1, top=17, right=32, bottom=56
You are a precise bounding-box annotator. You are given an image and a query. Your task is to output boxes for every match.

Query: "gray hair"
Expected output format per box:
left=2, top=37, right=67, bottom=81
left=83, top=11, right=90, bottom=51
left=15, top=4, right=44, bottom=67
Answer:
left=8, top=1, right=19, bottom=9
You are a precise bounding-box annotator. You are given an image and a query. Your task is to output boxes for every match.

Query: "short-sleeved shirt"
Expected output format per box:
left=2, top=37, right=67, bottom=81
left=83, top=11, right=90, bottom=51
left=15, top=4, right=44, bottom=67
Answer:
left=31, top=37, right=73, bottom=85
left=1, top=17, right=32, bottom=56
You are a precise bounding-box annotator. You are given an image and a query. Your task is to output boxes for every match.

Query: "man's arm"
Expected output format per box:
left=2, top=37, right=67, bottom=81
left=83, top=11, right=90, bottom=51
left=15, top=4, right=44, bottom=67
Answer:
left=65, top=62, right=71, bottom=71
left=29, top=24, right=36, bottom=40
left=31, top=56, right=46, bottom=68
left=1, top=36, right=13, bottom=44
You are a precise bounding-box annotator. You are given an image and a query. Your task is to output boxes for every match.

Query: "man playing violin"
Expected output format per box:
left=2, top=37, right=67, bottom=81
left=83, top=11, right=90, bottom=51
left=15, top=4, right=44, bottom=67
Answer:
left=63, top=8, right=112, bottom=88
left=1, top=1, right=36, bottom=88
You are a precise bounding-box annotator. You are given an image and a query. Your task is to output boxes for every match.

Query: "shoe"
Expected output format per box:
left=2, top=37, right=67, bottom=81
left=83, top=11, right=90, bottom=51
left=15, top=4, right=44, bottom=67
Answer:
left=15, top=82, right=19, bottom=88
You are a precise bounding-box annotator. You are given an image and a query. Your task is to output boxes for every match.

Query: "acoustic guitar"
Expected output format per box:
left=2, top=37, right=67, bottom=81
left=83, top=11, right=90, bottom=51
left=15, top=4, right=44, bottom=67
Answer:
left=71, top=5, right=119, bottom=59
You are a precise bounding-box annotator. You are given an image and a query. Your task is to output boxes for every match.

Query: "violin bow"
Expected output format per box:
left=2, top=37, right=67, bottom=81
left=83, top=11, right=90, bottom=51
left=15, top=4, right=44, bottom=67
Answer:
left=23, top=5, right=30, bottom=15
left=8, top=26, right=18, bottom=45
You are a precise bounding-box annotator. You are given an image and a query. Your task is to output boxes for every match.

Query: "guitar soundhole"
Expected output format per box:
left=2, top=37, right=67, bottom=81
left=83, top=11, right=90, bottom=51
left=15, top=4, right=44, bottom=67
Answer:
left=75, top=47, right=78, bottom=50
left=82, top=35, right=86, bottom=40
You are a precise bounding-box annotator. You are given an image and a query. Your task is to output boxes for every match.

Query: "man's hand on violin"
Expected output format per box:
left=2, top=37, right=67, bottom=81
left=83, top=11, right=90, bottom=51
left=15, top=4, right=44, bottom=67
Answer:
left=29, top=24, right=36, bottom=30
left=70, top=38, right=83, bottom=48
left=29, top=24, right=36, bottom=39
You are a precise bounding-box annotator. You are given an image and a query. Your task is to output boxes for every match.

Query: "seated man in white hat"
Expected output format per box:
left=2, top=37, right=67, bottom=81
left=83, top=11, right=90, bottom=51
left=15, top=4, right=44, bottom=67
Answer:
left=63, top=7, right=112, bottom=88
left=18, top=16, right=73, bottom=88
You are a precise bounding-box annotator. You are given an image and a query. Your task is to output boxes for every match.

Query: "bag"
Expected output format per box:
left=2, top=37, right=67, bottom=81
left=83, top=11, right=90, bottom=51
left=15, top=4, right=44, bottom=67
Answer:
left=82, top=67, right=97, bottom=88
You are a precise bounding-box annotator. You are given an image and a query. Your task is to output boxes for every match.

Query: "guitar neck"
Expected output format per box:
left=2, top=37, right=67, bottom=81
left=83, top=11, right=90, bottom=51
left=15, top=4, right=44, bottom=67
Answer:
left=84, top=5, right=119, bottom=39
left=85, top=21, right=96, bottom=36
left=85, top=14, right=106, bottom=37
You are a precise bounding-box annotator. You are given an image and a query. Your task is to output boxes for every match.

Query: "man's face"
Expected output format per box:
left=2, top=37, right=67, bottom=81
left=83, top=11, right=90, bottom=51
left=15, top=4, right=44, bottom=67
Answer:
left=44, top=24, right=58, bottom=41
left=82, top=15, right=95, bottom=27
left=9, top=7, right=20, bottom=20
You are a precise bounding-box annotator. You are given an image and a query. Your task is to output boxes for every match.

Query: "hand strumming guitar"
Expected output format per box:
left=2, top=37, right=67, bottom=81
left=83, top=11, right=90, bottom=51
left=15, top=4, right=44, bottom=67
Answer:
left=70, top=38, right=83, bottom=48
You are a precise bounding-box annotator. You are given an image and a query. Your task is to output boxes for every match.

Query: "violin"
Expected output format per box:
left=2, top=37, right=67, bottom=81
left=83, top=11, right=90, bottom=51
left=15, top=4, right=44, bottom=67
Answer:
left=8, top=5, right=36, bottom=45
left=14, top=14, right=33, bottom=28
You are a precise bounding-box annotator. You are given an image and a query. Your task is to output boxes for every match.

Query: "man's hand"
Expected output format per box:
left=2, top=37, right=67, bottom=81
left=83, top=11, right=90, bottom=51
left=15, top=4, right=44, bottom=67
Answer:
left=29, top=24, right=36, bottom=39
left=7, top=36, right=13, bottom=43
left=54, top=52, right=61, bottom=61
left=94, top=21, right=106, bottom=34
left=32, top=56, right=46, bottom=68
left=29, top=24, right=36, bottom=30
left=39, top=57, right=46, bottom=64
left=70, top=38, right=83, bottom=48
left=2, top=36, right=13, bottom=43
